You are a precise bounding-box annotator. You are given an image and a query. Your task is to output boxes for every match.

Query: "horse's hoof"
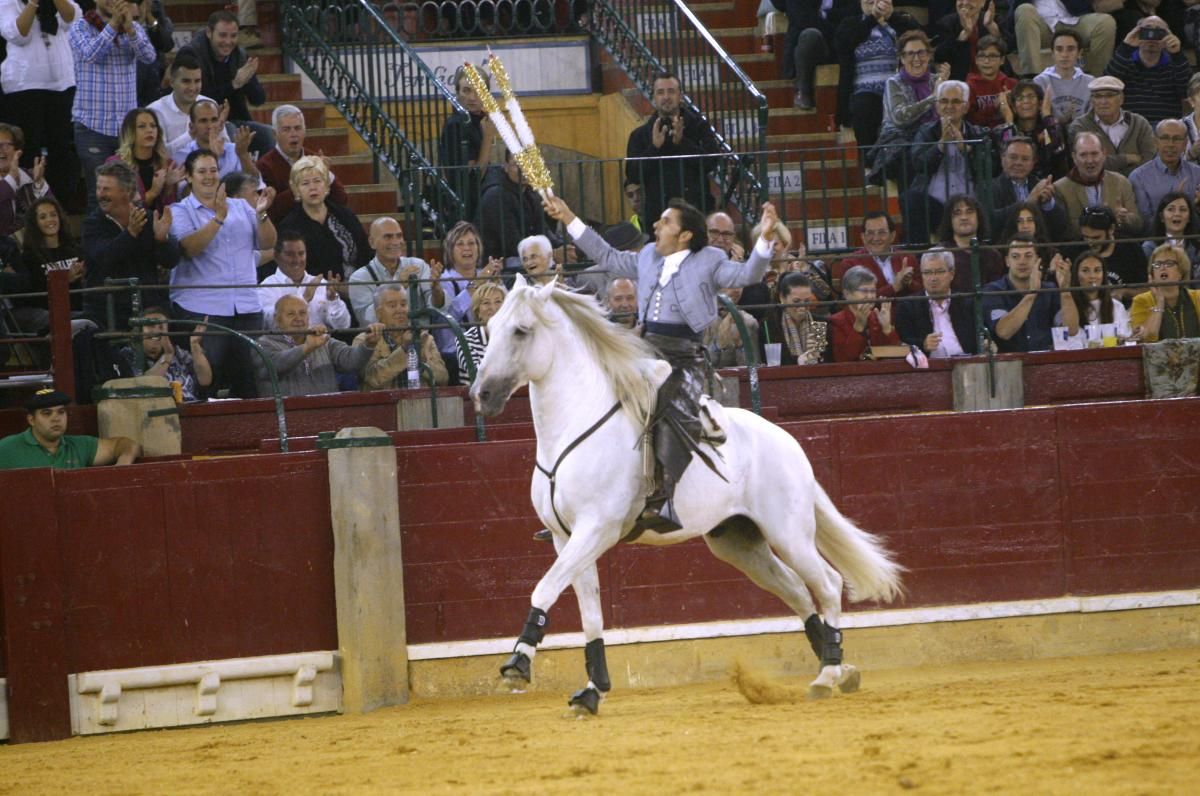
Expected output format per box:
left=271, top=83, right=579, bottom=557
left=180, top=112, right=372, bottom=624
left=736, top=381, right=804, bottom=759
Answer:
left=499, top=651, right=532, bottom=686
left=838, top=665, right=861, bottom=694
left=568, top=686, right=601, bottom=716
left=807, top=684, right=833, bottom=701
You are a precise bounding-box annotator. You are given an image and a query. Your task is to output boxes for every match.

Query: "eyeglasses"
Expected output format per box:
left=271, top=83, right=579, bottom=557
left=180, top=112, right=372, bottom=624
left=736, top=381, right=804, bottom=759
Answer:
left=0, top=142, right=14, bottom=150
left=937, top=98, right=965, bottom=106
left=1150, top=260, right=1181, bottom=270
left=900, top=50, right=930, bottom=59
left=920, top=268, right=950, bottom=277
left=706, top=229, right=736, bottom=239
left=976, top=52, right=1003, bottom=60
left=1158, top=135, right=1187, bottom=143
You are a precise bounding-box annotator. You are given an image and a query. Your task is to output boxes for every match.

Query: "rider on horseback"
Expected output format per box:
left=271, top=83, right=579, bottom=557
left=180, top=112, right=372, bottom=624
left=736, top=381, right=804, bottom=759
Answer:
left=543, top=196, right=781, bottom=530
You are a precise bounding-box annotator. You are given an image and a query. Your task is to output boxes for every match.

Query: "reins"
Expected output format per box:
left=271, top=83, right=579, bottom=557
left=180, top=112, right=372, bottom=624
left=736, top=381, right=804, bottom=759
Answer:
left=534, top=400, right=623, bottom=537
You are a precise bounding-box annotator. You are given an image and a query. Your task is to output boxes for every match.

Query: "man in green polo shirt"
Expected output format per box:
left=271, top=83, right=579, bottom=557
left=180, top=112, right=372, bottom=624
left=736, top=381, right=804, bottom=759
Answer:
left=0, top=390, right=141, bottom=470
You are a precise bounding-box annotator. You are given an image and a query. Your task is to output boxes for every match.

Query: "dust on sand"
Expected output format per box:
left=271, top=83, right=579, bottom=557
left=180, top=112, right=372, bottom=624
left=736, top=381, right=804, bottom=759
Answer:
left=3, top=647, right=1198, bottom=795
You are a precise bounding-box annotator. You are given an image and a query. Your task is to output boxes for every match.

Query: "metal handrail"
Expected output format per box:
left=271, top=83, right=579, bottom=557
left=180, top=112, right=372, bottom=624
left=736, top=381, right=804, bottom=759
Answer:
left=125, top=318, right=291, bottom=453
left=280, top=0, right=469, bottom=242
left=410, top=305, right=486, bottom=441
left=587, top=0, right=770, bottom=223
left=716, top=293, right=761, bottom=416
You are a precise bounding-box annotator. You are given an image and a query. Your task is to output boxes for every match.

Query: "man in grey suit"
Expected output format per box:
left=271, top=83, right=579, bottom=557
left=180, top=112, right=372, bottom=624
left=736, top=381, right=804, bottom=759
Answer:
left=543, top=195, right=779, bottom=529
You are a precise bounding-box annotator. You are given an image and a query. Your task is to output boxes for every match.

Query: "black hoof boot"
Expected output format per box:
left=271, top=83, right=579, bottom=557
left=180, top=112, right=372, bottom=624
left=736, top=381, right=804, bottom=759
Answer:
left=500, top=651, right=532, bottom=684
left=568, top=686, right=601, bottom=715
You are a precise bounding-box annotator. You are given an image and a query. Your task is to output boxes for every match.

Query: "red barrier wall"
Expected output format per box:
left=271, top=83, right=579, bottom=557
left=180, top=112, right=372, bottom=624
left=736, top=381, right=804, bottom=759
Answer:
left=0, top=453, right=337, bottom=741
left=3, top=395, right=1197, bottom=741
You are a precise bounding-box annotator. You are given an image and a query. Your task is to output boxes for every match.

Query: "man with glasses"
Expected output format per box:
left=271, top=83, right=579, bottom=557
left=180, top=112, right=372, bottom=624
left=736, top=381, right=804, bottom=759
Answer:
left=837, top=211, right=920, bottom=299
left=896, top=248, right=978, bottom=357
left=1103, top=16, right=1191, bottom=127
left=1066, top=75, right=1155, bottom=177
left=965, top=36, right=1016, bottom=128
left=931, top=0, right=1003, bottom=81
left=1008, top=0, right=1116, bottom=79
left=1130, top=119, right=1200, bottom=221
left=1053, top=131, right=1143, bottom=241
left=982, top=234, right=1078, bottom=353
left=903, top=80, right=988, bottom=245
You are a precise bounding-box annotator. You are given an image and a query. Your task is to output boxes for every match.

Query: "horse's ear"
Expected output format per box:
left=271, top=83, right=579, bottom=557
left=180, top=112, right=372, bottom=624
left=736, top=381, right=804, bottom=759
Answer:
left=536, top=277, right=557, bottom=301
left=513, top=273, right=529, bottom=290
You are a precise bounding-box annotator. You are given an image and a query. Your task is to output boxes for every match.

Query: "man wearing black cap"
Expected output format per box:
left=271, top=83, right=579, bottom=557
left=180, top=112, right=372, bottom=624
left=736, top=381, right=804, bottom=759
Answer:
left=0, top=390, right=141, bottom=470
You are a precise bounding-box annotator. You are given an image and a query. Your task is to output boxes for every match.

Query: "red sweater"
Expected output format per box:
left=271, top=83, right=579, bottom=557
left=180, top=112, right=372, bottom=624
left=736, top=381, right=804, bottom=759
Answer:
left=967, top=72, right=1016, bottom=128
left=829, top=308, right=900, bottom=362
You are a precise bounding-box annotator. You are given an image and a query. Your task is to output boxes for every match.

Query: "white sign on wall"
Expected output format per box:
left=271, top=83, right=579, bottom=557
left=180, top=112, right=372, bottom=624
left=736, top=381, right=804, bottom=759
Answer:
left=807, top=225, right=848, bottom=251
left=295, top=40, right=591, bottom=102
left=766, top=168, right=803, bottom=193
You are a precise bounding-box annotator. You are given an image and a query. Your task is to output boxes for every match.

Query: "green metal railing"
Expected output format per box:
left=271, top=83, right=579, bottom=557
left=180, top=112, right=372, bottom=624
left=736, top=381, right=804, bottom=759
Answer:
left=716, top=293, right=761, bottom=416
left=378, top=0, right=587, bottom=40
left=587, top=0, right=770, bottom=224
left=280, top=0, right=469, bottom=242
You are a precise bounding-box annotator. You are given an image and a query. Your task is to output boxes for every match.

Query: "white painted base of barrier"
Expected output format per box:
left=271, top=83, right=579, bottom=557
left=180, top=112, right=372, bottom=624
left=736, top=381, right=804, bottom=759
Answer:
left=67, top=652, right=341, bottom=735
left=407, top=589, right=1200, bottom=661
left=0, top=677, right=8, bottom=740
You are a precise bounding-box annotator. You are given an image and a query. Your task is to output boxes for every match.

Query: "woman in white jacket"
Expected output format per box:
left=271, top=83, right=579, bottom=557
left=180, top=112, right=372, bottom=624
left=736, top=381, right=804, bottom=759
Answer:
left=0, top=0, right=79, bottom=200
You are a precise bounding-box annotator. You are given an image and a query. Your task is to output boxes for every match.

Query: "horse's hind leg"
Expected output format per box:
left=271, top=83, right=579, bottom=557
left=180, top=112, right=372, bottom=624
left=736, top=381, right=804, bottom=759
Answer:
left=766, top=526, right=854, bottom=698
left=704, top=518, right=822, bottom=660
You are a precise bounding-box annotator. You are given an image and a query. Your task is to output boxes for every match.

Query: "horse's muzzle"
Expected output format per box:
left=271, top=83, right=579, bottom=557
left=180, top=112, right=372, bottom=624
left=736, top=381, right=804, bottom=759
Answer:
left=470, top=376, right=514, bottom=418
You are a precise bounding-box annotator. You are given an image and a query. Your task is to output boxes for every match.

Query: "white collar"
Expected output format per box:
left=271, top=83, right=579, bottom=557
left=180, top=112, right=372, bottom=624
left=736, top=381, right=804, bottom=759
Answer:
left=659, top=248, right=689, bottom=287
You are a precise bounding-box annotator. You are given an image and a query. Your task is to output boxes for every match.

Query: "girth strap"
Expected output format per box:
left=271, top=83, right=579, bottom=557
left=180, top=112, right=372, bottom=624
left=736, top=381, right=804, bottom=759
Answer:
left=534, top=401, right=622, bottom=537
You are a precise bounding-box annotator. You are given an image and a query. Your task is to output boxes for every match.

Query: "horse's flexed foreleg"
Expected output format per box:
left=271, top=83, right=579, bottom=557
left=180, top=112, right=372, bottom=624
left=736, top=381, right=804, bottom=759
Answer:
left=499, top=524, right=619, bottom=698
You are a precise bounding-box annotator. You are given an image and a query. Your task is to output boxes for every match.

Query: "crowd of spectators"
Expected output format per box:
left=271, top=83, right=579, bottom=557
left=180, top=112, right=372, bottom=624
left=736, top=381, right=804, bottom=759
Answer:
left=3, top=0, right=1200, bottom=427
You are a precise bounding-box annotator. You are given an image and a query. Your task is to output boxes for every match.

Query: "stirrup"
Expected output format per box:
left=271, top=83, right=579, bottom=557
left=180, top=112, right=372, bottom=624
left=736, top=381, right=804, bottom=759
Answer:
left=639, top=497, right=682, bottom=532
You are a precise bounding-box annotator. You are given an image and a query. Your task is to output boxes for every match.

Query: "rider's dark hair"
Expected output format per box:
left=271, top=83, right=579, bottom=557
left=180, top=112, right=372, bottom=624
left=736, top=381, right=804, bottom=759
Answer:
left=667, top=199, right=707, bottom=252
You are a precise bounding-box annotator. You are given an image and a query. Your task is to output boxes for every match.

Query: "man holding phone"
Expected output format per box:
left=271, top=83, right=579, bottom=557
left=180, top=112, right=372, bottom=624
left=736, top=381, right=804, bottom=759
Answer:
left=1103, top=15, right=1192, bottom=126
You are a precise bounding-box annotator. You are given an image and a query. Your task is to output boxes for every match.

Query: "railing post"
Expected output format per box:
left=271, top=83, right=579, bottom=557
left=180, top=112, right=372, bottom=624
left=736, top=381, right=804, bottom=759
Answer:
left=47, top=268, right=75, bottom=398
left=716, top=294, right=761, bottom=416
left=969, top=236, right=996, bottom=398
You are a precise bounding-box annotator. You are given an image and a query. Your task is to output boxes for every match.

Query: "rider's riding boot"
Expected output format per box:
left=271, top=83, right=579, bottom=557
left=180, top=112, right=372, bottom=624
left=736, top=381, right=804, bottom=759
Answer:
left=640, top=477, right=683, bottom=532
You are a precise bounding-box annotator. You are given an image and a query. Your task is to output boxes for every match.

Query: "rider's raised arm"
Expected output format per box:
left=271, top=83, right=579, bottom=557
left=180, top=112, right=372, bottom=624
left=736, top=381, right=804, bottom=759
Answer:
left=543, top=195, right=640, bottom=283
left=712, top=201, right=778, bottom=288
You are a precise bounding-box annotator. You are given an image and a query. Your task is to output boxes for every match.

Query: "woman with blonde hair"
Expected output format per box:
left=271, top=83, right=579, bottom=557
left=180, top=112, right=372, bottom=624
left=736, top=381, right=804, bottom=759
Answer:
left=438, top=220, right=501, bottom=384
left=108, top=108, right=182, bottom=212
left=1131, top=244, right=1200, bottom=341
left=457, top=281, right=507, bottom=376
left=277, top=155, right=371, bottom=279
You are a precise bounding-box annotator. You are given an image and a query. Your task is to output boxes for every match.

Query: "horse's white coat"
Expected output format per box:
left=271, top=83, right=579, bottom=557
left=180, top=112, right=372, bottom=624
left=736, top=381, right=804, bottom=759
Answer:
left=471, top=276, right=903, bottom=697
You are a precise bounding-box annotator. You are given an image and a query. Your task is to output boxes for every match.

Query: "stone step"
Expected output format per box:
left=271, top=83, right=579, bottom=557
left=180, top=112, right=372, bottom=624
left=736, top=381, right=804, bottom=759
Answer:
left=689, top=1, right=753, bottom=30
left=260, top=73, right=303, bottom=102
left=303, top=127, right=351, bottom=156
left=345, top=183, right=399, bottom=215
left=249, top=101, right=326, bottom=130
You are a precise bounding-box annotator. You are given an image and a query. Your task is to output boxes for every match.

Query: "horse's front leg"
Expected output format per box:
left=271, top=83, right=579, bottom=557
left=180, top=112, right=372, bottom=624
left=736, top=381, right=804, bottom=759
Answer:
left=500, top=523, right=618, bottom=692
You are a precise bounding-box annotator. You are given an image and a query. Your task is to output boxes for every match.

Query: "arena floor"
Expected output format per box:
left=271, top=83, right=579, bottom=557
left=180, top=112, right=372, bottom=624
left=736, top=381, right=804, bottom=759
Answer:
left=3, top=647, right=1197, bottom=795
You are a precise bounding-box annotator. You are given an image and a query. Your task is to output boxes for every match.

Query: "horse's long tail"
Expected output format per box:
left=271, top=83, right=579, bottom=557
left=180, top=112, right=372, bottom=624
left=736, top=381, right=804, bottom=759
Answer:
left=813, top=482, right=905, bottom=604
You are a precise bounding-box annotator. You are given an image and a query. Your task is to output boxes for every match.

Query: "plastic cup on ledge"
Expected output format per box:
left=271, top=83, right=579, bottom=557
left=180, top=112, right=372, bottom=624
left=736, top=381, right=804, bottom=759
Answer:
left=764, top=343, right=782, bottom=367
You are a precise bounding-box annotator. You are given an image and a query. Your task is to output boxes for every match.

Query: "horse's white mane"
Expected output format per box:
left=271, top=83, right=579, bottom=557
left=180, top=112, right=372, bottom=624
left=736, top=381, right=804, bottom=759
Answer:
left=512, top=283, right=661, bottom=427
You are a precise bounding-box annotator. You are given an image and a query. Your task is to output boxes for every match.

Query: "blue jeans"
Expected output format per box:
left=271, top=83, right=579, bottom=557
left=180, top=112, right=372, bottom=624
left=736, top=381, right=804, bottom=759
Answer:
left=74, top=124, right=119, bottom=215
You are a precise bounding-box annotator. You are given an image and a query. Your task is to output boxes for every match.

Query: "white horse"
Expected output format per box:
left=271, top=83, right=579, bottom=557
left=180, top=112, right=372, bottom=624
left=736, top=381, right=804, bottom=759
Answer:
left=470, top=276, right=903, bottom=712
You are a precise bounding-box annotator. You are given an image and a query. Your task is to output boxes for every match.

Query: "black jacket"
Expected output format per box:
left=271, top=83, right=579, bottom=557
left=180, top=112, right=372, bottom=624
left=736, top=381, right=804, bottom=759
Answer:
left=277, top=200, right=372, bottom=280
left=477, top=165, right=558, bottom=262
left=625, top=106, right=721, bottom=230
left=986, top=177, right=1070, bottom=242
left=895, top=291, right=979, bottom=354
left=177, top=28, right=266, bottom=122
left=81, top=211, right=181, bottom=330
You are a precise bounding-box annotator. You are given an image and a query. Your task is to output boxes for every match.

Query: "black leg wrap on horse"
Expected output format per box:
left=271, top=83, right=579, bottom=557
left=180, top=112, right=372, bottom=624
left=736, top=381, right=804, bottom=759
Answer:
left=517, top=607, right=549, bottom=648
left=500, top=650, right=532, bottom=683
left=820, top=622, right=843, bottom=667
left=804, top=614, right=823, bottom=660
left=585, top=638, right=611, bottom=692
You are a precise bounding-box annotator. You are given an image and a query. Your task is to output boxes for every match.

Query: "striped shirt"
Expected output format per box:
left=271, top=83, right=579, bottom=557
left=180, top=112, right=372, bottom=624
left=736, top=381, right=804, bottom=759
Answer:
left=1104, top=44, right=1192, bottom=127
left=69, top=19, right=156, bottom=136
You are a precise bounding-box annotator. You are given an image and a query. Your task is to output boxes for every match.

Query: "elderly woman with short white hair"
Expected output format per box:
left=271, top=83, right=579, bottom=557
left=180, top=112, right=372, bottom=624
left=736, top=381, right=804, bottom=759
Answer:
left=518, top=234, right=558, bottom=284
left=277, top=155, right=371, bottom=280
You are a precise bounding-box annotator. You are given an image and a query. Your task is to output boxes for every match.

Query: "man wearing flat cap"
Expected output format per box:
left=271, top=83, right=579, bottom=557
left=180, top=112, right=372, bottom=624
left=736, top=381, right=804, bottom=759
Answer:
left=0, top=390, right=141, bottom=470
left=1067, top=75, right=1156, bottom=177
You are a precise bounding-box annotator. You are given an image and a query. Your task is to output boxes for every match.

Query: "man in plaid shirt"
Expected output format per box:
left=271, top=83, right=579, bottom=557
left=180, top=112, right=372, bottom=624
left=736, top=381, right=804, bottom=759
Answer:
left=69, top=0, right=157, bottom=212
